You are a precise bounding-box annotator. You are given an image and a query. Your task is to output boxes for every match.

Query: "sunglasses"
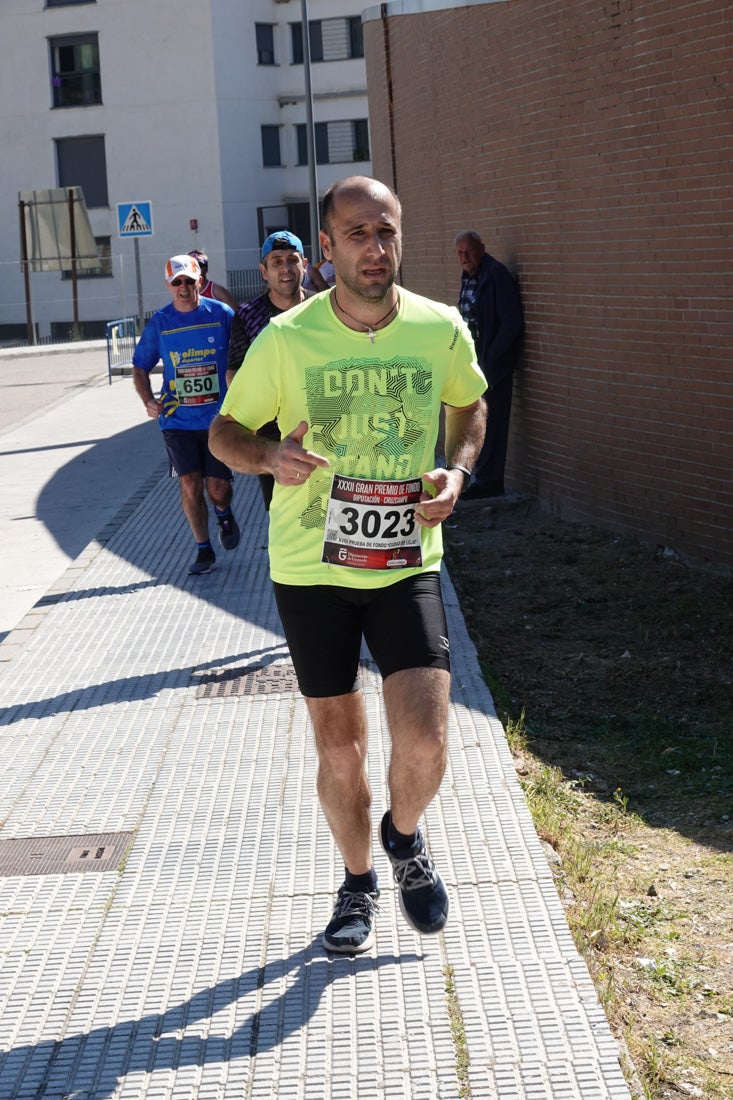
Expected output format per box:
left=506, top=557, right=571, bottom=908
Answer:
left=171, top=277, right=196, bottom=287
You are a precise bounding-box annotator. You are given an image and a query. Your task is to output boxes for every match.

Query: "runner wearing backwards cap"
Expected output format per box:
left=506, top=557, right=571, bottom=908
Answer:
left=225, top=231, right=312, bottom=510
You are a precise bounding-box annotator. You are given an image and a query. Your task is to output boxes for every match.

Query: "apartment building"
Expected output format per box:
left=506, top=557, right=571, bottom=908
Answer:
left=0, top=0, right=371, bottom=341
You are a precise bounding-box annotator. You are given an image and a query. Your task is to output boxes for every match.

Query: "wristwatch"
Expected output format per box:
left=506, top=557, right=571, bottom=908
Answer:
left=447, top=463, right=472, bottom=489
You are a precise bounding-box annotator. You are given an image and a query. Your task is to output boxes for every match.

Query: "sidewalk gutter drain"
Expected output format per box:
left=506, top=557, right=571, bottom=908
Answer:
left=0, top=832, right=134, bottom=877
left=194, top=662, right=300, bottom=698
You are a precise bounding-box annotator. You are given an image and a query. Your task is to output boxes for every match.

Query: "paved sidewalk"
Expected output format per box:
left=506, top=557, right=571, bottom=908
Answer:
left=0, top=380, right=633, bottom=1097
left=0, top=344, right=162, bottom=642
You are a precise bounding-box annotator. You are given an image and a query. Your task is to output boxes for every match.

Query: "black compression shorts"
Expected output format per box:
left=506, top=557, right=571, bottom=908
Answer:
left=273, top=572, right=450, bottom=698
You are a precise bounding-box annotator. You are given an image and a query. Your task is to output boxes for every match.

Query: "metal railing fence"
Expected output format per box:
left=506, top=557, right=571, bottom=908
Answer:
left=106, top=317, right=137, bottom=384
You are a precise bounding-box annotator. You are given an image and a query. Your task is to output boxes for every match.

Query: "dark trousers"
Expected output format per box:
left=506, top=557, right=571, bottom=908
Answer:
left=256, top=420, right=280, bottom=511
left=258, top=473, right=274, bottom=511
left=473, top=373, right=514, bottom=495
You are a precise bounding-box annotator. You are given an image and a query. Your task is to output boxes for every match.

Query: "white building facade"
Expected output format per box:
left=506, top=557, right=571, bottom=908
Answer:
left=0, top=0, right=371, bottom=341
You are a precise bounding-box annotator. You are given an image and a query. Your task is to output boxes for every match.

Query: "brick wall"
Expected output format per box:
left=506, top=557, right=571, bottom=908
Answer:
left=364, top=0, right=732, bottom=569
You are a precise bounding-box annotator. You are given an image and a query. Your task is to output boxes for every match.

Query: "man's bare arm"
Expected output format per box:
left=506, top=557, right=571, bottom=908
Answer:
left=416, top=397, right=487, bottom=527
left=444, top=396, right=487, bottom=474
left=209, top=415, right=330, bottom=487
left=132, top=366, right=164, bottom=419
left=213, top=282, right=239, bottom=311
left=208, top=413, right=273, bottom=473
left=305, top=264, right=329, bottom=292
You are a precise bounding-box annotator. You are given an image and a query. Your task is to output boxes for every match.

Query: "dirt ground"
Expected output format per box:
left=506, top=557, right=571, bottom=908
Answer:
left=443, top=495, right=733, bottom=1099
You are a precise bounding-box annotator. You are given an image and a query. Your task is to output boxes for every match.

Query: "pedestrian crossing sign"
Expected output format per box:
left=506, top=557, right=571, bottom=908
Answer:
left=117, top=201, right=154, bottom=238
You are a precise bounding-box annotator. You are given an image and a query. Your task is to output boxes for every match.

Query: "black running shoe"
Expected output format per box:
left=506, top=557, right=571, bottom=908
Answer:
left=217, top=514, right=240, bottom=550
left=188, top=547, right=216, bottom=575
left=322, top=884, right=380, bottom=954
left=380, top=812, right=449, bottom=934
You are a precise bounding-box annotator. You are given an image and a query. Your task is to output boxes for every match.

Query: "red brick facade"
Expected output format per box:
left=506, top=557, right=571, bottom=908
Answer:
left=364, top=0, right=732, bottom=569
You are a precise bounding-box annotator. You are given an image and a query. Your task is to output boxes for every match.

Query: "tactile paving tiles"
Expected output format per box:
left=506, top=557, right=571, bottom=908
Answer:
left=0, top=472, right=631, bottom=1098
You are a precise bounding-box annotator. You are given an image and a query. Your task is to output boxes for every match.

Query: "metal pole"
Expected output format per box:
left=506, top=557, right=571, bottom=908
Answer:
left=68, top=188, right=79, bottom=331
left=134, top=237, right=144, bottom=333
left=301, top=0, right=320, bottom=258
left=119, top=251, right=127, bottom=321
left=19, top=198, right=35, bottom=346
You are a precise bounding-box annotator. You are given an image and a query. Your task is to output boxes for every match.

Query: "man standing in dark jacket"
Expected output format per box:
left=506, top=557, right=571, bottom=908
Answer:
left=454, top=231, right=524, bottom=499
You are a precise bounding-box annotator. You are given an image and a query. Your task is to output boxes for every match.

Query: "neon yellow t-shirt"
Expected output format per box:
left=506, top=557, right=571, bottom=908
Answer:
left=220, top=287, right=486, bottom=588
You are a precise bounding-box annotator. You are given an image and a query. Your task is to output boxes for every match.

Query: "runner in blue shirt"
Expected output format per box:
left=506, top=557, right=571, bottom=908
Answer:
left=132, top=254, right=240, bottom=575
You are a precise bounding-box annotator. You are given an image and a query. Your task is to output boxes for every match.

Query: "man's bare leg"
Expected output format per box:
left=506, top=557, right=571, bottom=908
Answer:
left=204, top=475, right=233, bottom=512
left=308, top=689, right=378, bottom=953
left=380, top=665, right=451, bottom=935
left=383, top=666, right=450, bottom=834
left=306, top=689, right=372, bottom=874
left=179, top=472, right=210, bottom=542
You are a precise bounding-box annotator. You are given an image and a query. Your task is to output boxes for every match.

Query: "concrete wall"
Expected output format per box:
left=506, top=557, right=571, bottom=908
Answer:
left=363, top=0, right=732, bottom=570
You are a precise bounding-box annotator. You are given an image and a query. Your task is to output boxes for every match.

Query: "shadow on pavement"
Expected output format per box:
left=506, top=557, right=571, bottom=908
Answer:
left=0, top=644, right=290, bottom=726
left=0, top=939, right=423, bottom=1098
left=35, top=421, right=165, bottom=564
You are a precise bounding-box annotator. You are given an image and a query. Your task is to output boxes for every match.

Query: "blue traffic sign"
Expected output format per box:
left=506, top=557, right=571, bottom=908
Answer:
left=117, top=201, right=153, bottom=238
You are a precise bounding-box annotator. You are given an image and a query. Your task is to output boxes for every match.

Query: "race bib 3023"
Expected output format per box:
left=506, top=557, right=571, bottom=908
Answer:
left=322, top=474, right=423, bottom=569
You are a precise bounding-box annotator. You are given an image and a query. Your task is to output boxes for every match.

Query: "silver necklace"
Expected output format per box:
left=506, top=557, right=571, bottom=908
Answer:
left=332, top=292, right=397, bottom=343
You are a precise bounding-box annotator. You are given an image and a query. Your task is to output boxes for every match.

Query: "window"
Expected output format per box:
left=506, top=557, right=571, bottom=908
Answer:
left=348, top=17, right=364, bottom=58
left=258, top=203, right=313, bottom=257
left=296, top=123, right=330, bottom=165
left=55, top=135, right=108, bottom=207
left=352, top=119, right=370, bottom=162
left=255, top=23, right=275, bottom=65
left=290, top=17, right=363, bottom=64
left=297, top=120, right=370, bottom=166
left=297, top=124, right=310, bottom=166
left=61, top=236, right=112, bottom=279
left=261, top=125, right=281, bottom=167
left=309, top=22, right=324, bottom=63
left=50, top=34, right=101, bottom=108
left=291, top=22, right=314, bottom=65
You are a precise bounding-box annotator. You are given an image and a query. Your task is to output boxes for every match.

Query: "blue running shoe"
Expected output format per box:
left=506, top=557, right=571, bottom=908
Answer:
left=217, top=513, right=240, bottom=550
left=188, top=547, right=216, bottom=575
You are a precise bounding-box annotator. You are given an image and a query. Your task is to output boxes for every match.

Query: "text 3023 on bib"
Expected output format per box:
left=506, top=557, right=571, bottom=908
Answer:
left=322, top=474, right=423, bottom=570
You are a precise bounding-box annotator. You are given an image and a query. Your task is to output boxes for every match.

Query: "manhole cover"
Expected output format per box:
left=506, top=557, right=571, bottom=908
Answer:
left=193, top=660, right=381, bottom=698
left=194, top=662, right=300, bottom=698
left=0, top=832, right=134, bottom=877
